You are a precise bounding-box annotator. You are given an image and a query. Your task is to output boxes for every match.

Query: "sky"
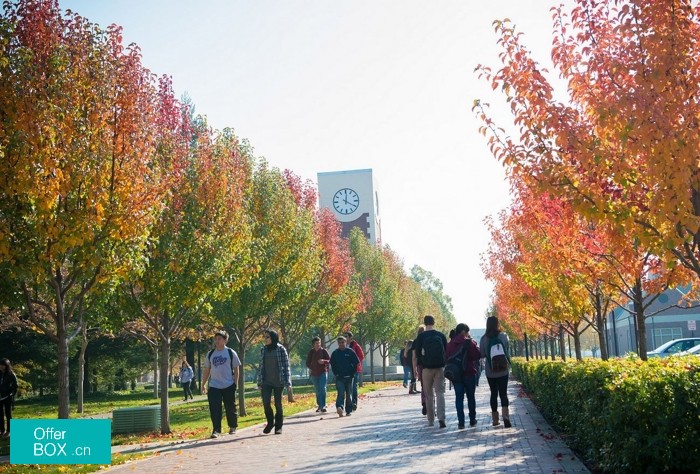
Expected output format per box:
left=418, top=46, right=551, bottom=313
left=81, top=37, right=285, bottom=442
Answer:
left=60, top=0, right=565, bottom=329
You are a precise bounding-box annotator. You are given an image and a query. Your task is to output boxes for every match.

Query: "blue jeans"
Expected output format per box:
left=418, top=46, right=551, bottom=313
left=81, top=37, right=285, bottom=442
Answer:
left=454, top=375, right=477, bottom=426
left=335, top=376, right=354, bottom=414
left=310, top=373, right=327, bottom=409
left=402, top=366, right=412, bottom=385
left=352, top=372, right=361, bottom=406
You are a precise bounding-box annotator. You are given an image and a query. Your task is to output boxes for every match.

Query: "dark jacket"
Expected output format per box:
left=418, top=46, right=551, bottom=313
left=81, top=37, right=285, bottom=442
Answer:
left=446, top=334, right=481, bottom=376
left=306, top=347, right=331, bottom=377
left=330, top=348, right=359, bottom=378
left=0, top=371, right=18, bottom=400
left=258, top=330, right=292, bottom=387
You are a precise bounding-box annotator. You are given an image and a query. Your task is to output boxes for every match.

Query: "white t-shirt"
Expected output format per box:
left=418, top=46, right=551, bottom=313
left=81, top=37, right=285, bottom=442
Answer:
left=204, top=347, right=242, bottom=389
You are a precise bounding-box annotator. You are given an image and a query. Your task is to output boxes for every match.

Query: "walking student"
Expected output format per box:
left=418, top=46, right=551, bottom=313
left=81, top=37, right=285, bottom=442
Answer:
left=201, top=330, right=241, bottom=438
left=179, top=360, right=194, bottom=401
left=412, top=325, right=426, bottom=409
left=345, top=331, right=364, bottom=411
left=258, top=329, right=292, bottom=435
left=480, top=316, right=512, bottom=428
left=330, top=336, right=359, bottom=417
left=0, top=358, right=18, bottom=439
left=406, top=338, right=419, bottom=395
left=400, top=340, right=413, bottom=390
left=412, top=315, right=448, bottom=428
left=306, top=336, right=330, bottom=412
left=445, top=323, right=481, bottom=428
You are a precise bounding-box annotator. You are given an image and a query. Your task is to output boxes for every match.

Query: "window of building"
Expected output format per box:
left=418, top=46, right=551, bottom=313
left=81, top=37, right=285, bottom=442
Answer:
left=653, top=327, right=682, bottom=347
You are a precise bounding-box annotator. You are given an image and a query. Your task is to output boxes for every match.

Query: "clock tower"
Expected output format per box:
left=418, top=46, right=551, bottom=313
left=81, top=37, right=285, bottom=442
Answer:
left=317, top=169, right=381, bottom=244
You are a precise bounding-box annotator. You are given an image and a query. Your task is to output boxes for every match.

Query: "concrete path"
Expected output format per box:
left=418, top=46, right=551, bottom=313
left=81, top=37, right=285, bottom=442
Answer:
left=105, top=375, right=589, bottom=474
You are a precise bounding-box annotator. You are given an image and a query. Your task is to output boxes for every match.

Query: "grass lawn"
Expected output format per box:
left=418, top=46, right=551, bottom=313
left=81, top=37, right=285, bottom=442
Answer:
left=0, top=380, right=401, bottom=473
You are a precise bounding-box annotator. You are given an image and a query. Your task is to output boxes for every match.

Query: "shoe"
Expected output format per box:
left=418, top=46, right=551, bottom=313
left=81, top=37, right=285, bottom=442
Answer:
left=403, top=383, right=407, bottom=388
left=316, top=407, right=321, bottom=412
left=321, top=408, right=327, bottom=413
left=492, top=411, right=500, bottom=426
left=428, top=420, right=434, bottom=427
left=502, top=407, right=512, bottom=428
left=422, top=406, right=427, bottom=416
left=274, top=428, right=282, bottom=435
left=337, top=407, right=344, bottom=417
left=346, top=412, right=352, bottom=416
left=263, top=423, right=273, bottom=434
left=470, top=420, right=478, bottom=427
left=228, top=427, right=236, bottom=435
left=210, top=431, right=220, bottom=439
left=439, top=420, right=446, bottom=429
left=352, top=403, right=357, bottom=411
left=458, top=424, right=465, bottom=430
left=183, top=398, right=188, bottom=401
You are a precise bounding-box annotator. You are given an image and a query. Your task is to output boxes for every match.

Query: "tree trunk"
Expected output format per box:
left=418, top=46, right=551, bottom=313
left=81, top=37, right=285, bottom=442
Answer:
left=595, top=290, right=609, bottom=360
left=543, top=334, right=549, bottom=359
left=77, top=323, right=88, bottom=414
left=524, top=333, right=530, bottom=361
left=369, top=343, right=375, bottom=383
left=238, top=344, right=247, bottom=416
left=57, top=323, right=71, bottom=419
left=153, top=348, right=159, bottom=399
left=558, top=325, right=566, bottom=361
left=573, top=323, right=582, bottom=361
left=378, top=343, right=388, bottom=382
left=633, top=278, right=648, bottom=360
left=159, top=315, right=172, bottom=434
left=549, top=333, right=556, bottom=361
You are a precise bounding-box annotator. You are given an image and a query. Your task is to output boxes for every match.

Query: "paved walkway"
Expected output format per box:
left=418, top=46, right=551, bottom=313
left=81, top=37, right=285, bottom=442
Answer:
left=106, top=375, right=589, bottom=474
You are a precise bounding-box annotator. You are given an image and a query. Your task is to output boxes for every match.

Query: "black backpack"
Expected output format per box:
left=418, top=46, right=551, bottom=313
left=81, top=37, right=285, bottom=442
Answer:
left=443, top=344, right=467, bottom=383
left=421, top=332, right=446, bottom=368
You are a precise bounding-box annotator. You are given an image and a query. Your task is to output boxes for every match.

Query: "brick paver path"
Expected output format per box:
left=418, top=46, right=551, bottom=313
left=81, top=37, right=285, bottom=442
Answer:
left=107, top=376, right=589, bottom=473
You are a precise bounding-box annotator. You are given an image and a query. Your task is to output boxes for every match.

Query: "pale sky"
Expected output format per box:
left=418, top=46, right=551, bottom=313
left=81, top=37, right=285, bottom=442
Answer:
left=60, top=0, right=564, bottom=329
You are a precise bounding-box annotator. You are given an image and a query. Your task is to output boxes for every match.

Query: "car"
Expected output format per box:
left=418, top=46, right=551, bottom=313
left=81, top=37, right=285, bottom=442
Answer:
left=647, top=338, right=700, bottom=358
left=674, top=343, right=700, bottom=356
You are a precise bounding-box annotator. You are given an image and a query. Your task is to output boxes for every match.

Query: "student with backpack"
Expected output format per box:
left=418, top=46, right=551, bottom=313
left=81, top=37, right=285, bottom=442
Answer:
left=480, top=316, right=512, bottom=428
left=201, top=330, right=242, bottom=438
left=411, top=315, right=448, bottom=428
left=445, top=323, right=481, bottom=429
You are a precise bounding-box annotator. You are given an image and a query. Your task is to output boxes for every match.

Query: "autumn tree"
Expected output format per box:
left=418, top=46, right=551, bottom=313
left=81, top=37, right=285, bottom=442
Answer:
left=276, top=206, right=362, bottom=355
left=0, top=0, right=170, bottom=417
left=215, top=162, right=321, bottom=416
left=476, top=0, right=700, bottom=303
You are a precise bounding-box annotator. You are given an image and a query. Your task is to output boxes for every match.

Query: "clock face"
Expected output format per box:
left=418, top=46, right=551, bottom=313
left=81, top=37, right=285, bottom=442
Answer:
left=332, top=188, right=360, bottom=215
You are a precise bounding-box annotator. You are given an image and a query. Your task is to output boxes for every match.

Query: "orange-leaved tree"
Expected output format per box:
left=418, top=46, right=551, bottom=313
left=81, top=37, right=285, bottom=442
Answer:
left=0, top=0, right=168, bottom=417
left=121, top=100, right=255, bottom=433
left=476, top=0, right=700, bottom=288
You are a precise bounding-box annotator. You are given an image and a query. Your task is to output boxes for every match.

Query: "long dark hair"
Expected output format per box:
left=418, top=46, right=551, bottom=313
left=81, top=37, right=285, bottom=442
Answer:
left=263, top=328, right=279, bottom=348
left=0, top=358, right=13, bottom=376
left=485, top=316, right=501, bottom=338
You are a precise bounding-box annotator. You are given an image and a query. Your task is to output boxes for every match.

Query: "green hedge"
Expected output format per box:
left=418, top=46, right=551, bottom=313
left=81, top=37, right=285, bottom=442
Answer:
left=512, top=356, right=700, bottom=473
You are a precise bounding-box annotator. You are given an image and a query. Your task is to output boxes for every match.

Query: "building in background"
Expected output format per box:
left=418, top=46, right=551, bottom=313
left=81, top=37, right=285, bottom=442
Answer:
left=317, top=168, right=381, bottom=244
left=606, top=287, right=699, bottom=355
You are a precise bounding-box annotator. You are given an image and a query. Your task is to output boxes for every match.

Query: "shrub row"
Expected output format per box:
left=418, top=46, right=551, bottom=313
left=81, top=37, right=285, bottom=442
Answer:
left=511, top=356, right=700, bottom=473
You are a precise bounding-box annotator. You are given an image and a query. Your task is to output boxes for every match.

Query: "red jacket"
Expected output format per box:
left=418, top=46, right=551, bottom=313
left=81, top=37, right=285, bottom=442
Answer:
left=445, top=334, right=481, bottom=376
left=306, top=347, right=330, bottom=377
left=349, top=340, right=365, bottom=372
